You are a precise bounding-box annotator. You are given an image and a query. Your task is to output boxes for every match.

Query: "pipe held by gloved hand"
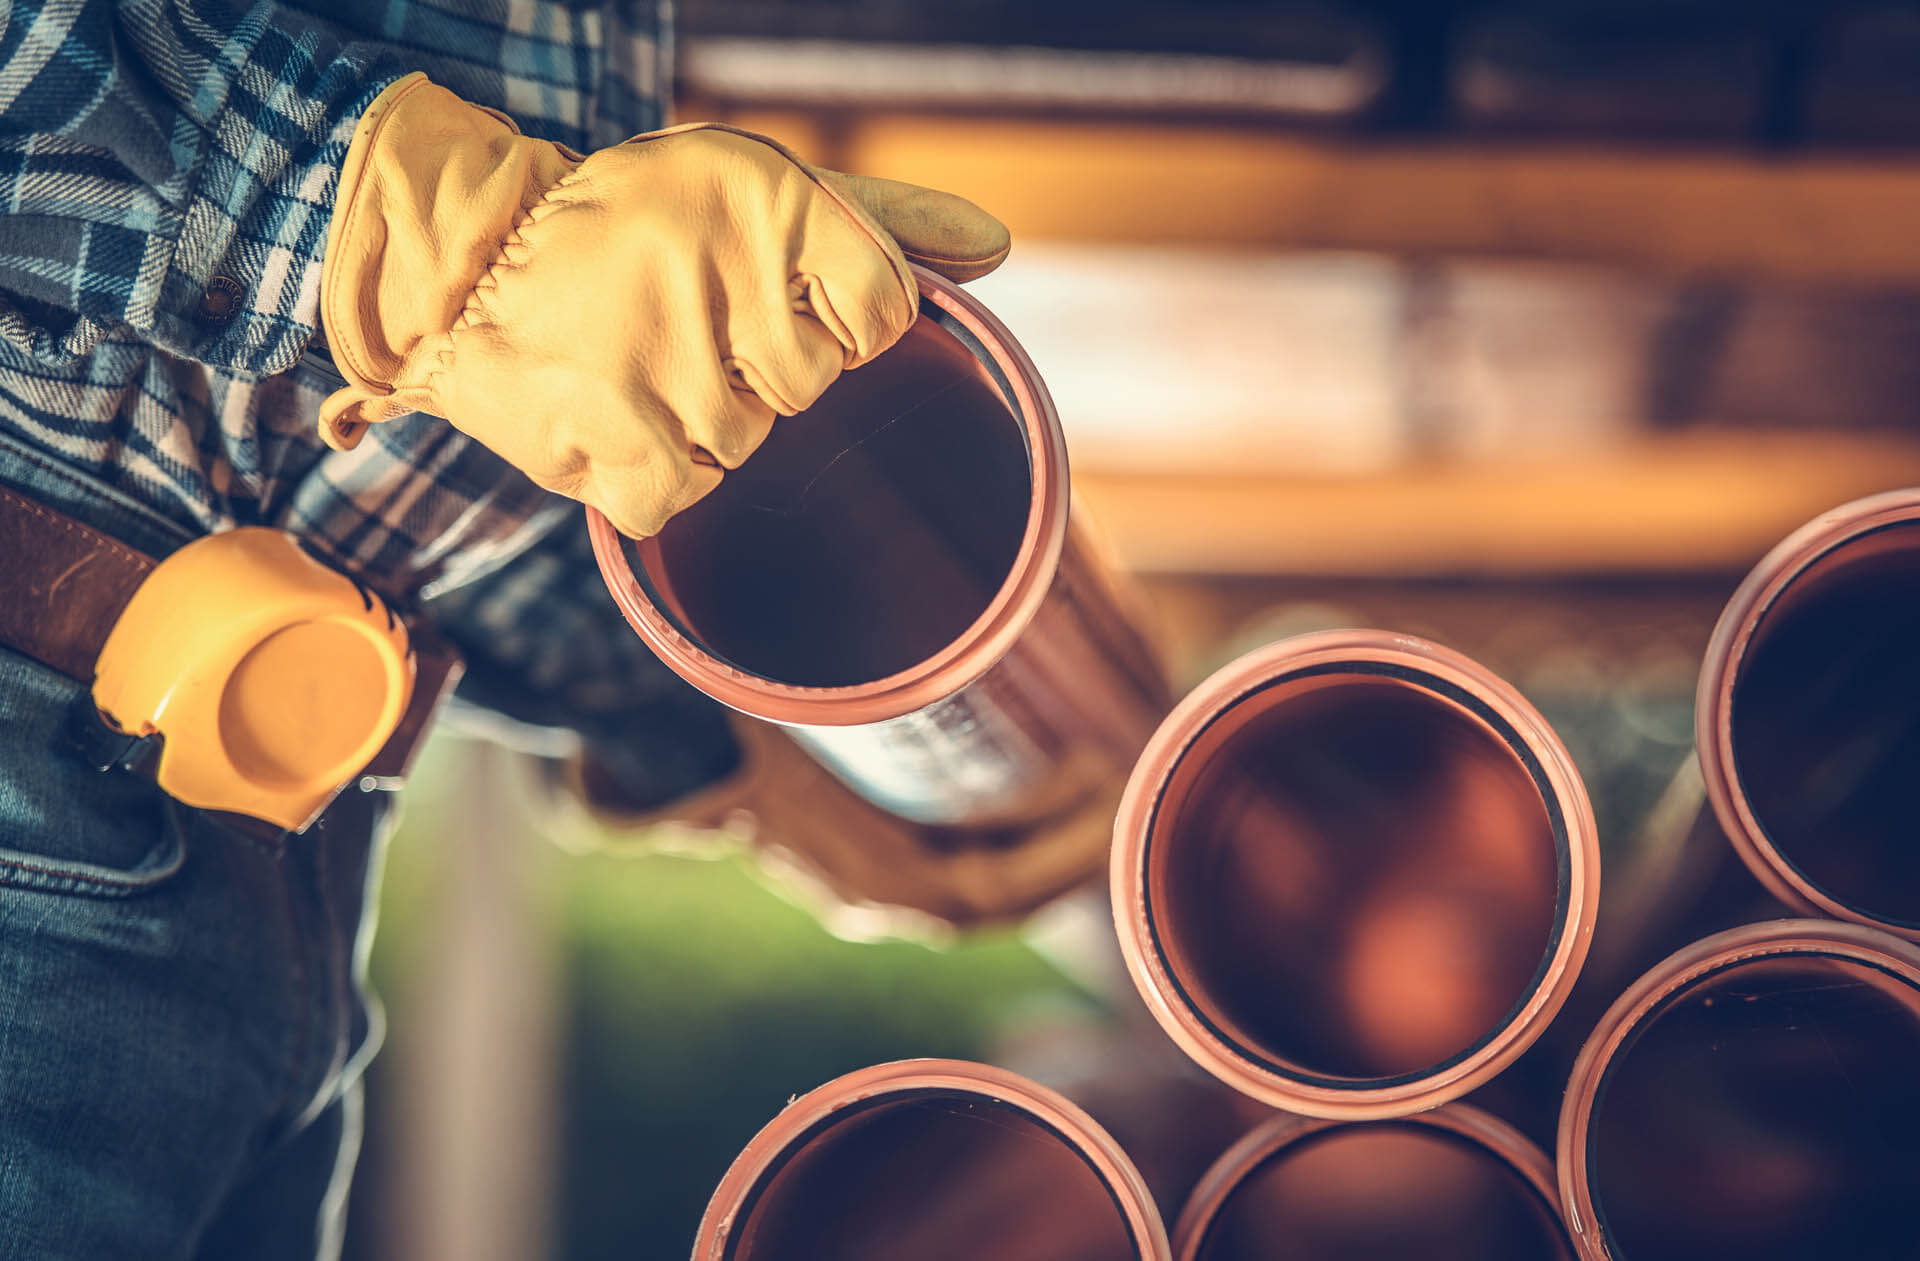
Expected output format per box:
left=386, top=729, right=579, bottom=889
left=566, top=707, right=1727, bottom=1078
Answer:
left=591, top=267, right=1169, bottom=833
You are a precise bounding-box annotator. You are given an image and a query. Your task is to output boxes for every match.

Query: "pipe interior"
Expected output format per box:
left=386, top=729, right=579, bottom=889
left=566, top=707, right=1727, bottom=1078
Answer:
left=728, top=1092, right=1138, bottom=1261
left=1195, top=1124, right=1572, bottom=1261
left=1730, top=521, right=1920, bottom=925
left=638, top=313, right=1033, bottom=688
left=1588, top=954, right=1920, bottom=1261
left=1151, top=672, right=1561, bottom=1082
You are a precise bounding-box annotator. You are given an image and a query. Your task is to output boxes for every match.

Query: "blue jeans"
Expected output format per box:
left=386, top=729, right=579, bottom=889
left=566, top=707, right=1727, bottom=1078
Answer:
left=0, top=434, right=392, bottom=1260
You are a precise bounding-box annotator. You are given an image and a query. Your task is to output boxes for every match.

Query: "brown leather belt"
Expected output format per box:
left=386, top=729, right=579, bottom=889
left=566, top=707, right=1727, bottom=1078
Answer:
left=0, top=481, right=460, bottom=810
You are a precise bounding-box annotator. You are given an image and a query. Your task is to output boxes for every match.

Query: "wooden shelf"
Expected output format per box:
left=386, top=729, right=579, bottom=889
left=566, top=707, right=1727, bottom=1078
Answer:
left=683, top=98, right=1920, bottom=284
left=674, top=95, right=1920, bottom=576
left=1071, top=430, right=1920, bottom=577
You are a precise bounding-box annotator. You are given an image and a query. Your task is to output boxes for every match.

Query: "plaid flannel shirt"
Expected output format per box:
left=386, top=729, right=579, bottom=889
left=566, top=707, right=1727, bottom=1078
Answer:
left=0, top=0, right=741, bottom=797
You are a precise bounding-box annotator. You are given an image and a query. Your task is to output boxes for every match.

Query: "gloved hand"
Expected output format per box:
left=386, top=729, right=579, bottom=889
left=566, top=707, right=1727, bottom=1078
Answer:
left=566, top=715, right=1117, bottom=937
left=318, top=72, right=1010, bottom=538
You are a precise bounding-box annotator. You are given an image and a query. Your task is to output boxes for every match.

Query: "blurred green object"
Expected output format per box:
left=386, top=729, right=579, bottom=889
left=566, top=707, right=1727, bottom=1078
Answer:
left=553, top=847, right=1092, bottom=1259
left=346, top=576, right=1722, bottom=1260
left=353, top=742, right=1096, bottom=1261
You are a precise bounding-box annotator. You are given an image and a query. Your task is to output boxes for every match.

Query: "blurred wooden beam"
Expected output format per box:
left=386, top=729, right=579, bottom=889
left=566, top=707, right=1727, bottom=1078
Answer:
left=680, top=39, right=1381, bottom=118
left=682, top=100, right=1920, bottom=284
left=392, top=740, right=561, bottom=1261
left=1072, top=431, right=1920, bottom=577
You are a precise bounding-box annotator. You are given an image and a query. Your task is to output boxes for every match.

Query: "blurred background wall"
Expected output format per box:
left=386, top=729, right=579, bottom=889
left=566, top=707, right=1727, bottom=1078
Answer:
left=342, top=2, right=1920, bottom=1256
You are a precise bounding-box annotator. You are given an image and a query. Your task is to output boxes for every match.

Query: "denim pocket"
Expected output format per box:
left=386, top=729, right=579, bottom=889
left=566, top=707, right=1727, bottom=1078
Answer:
left=0, top=646, right=186, bottom=897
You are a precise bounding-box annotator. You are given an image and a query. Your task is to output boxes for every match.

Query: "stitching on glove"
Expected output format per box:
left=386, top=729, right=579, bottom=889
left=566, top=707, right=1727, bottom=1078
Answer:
left=421, top=162, right=594, bottom=399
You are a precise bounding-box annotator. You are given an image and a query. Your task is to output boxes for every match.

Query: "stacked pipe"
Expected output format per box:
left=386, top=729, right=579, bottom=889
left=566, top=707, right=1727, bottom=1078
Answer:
left=692, top=1060, right=1172, bottom=1260
left=590, top=274, right=1920, bottom=1255
left=1108, top=631, right=1591, bottom=1259
left=1560, top=489, right=1920, bottom=1261
left=1132, top=494, right=1920, bottom=1260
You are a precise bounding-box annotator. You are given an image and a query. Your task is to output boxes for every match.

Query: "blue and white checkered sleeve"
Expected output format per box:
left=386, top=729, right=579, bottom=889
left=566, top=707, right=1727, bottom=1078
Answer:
left=0, top=0, right=407, bottom=375
left=425, top=507, right=746, bottom=810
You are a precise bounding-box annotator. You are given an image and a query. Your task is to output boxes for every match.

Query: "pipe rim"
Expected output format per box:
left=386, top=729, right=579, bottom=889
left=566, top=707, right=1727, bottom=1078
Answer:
left=1555, top=918, right=1920, bottom=1261
left=692, top=1058, right=1172, bottom=1261
left=1170, top=1102, right=1572, bottom=1260
left=1695, top=488, right=1920, bottom=942
left=1110, top=629, right=1601, bottom=1120
left=588, top=267, right=1070, bottom=728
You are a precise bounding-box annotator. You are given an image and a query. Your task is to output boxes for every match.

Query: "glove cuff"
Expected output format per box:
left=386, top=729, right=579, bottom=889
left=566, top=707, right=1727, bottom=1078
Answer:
left=317, top=72, right=581, bottom=449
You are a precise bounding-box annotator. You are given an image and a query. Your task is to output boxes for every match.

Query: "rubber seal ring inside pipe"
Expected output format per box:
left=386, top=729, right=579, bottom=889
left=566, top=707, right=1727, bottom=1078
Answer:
left=1111, top=630, right=1600, bottom=1119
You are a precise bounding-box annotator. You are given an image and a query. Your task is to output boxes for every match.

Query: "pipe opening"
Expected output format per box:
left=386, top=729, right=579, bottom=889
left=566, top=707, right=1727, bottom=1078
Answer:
left=1589, top=953, right=1920, bottom=1260
left=634, top=308, right=1034, bottom=689
left=1730, top=521, right=1920, bottom=927
left=1193, top=1125, right=1572, bottom=1261
left=726, top=1091, right=1140, bottom=1261
left=1148, top=668, right=1562, bottom=1083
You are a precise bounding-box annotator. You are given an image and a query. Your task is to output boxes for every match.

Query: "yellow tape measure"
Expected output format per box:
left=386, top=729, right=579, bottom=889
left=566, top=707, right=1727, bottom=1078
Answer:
left=90, top=529, right=414, bottom=831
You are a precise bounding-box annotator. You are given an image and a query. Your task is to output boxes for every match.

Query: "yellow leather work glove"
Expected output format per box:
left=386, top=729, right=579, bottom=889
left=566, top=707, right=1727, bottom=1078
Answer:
left=318, top=73, right=1010, bottom=538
